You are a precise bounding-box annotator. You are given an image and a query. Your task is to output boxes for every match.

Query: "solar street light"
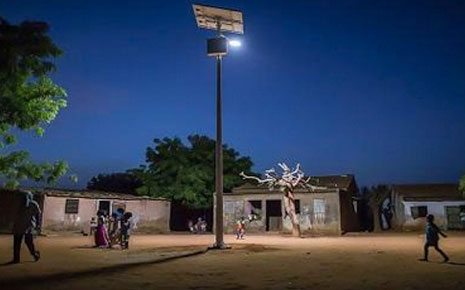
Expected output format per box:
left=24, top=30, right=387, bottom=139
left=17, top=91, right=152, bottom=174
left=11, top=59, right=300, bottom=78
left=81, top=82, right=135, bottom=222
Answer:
left=192, top=4, right=244, bottom=249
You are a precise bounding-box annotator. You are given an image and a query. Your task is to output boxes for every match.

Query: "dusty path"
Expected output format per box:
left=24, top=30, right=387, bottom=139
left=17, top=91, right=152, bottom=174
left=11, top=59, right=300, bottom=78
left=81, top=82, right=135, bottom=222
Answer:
left=1, top=233, right=465, bottom=290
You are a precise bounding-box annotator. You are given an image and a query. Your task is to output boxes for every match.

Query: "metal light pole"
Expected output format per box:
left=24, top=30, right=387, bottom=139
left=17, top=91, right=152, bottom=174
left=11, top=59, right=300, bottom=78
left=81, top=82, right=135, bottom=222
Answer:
left=192, top=4, right=244, bottom=249
left=214, top=32, right=224, bottom=249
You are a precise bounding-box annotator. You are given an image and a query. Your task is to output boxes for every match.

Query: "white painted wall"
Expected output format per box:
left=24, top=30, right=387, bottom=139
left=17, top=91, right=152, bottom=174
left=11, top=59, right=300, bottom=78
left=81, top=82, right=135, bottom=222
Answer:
left=402, top=200, right=465, bottom=230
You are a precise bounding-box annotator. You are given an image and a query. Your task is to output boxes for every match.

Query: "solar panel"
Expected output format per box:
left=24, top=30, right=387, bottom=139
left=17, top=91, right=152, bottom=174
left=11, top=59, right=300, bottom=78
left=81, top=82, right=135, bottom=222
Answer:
left=192, top=4, right=244, bottom=34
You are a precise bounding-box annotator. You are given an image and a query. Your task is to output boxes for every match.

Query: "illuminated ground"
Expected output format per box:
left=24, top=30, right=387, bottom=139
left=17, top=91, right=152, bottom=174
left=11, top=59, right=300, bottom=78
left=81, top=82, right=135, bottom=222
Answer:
left=1, top=233, right=465, bottom=290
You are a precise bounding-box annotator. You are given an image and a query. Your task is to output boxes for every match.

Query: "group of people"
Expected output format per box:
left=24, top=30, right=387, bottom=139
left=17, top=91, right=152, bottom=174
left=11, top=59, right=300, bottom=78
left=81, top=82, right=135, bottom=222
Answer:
left=91, top=208, right=133, bottom=249
left=188, top=217, right=208, bottom=234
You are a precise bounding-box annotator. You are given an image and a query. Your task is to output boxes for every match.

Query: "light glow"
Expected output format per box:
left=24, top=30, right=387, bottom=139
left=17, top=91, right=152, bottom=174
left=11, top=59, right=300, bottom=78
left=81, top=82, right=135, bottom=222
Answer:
left=229, top=40, right=242, bottom=47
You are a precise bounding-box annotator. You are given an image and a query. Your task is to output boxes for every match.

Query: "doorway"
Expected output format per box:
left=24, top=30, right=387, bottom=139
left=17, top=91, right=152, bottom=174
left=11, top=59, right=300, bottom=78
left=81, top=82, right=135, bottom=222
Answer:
left=98, top=200, right=111, bottom=216
left=266, top=200, right=282, bottom=231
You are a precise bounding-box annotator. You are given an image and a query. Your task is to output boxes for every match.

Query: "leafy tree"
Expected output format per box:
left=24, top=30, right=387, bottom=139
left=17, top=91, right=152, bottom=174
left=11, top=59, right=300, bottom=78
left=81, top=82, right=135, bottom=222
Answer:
left=87, top=172, right=143, bottom=195
left=0, top=18, right=68, bottom=188
left=134, top=134, right=257, bottom=208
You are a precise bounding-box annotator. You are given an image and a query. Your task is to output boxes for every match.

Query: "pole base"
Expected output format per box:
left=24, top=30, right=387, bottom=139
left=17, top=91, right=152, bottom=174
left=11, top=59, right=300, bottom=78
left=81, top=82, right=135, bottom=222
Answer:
left=208, top=242, right=231, bottom=250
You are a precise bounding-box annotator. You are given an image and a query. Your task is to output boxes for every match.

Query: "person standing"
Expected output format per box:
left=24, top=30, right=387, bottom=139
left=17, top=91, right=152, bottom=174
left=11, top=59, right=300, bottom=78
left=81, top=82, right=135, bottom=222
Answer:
left=120, top=212, right=133, bottom=249
left=420, top=214, right=449, bottom=263
left=10, top=191, right=41, bottom=264
left=94, top=210, right=110, bottom=247
left=236, top=217, right=245, bottom=240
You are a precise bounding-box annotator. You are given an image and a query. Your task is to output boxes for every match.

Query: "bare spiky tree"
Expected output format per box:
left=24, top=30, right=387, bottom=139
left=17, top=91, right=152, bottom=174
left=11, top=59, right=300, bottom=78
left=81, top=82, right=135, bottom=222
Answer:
left=240, top=163, right=322, bottom=237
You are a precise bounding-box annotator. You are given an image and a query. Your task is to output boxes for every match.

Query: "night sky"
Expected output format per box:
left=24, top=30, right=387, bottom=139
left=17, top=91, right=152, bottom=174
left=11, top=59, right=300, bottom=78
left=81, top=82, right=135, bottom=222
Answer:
left=1, top=0, right=464, bottom=188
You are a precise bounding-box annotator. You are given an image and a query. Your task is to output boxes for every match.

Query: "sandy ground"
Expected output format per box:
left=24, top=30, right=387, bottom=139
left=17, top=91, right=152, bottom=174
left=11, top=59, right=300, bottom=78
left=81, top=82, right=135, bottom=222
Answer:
left=1, top=232, right=465, bottom=290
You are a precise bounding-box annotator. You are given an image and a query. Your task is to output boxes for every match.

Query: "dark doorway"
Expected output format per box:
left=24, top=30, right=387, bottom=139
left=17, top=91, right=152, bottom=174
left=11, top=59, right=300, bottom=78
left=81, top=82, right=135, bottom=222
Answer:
left=170, top=203, right=213, bottom=232
left=266, top=200, right=282, bottom=231
left=98, top=200, right=111, bottom=215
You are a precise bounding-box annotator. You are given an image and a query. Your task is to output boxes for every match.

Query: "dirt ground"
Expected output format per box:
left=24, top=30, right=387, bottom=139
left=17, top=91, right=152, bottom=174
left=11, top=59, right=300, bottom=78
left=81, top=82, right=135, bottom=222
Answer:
left=1, top=232, right=465, bottom=290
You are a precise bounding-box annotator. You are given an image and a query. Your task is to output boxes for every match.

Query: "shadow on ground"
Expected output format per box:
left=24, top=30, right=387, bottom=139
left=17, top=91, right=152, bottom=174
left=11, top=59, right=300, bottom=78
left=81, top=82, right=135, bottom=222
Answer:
left=0, top=247, right=208, bottom=288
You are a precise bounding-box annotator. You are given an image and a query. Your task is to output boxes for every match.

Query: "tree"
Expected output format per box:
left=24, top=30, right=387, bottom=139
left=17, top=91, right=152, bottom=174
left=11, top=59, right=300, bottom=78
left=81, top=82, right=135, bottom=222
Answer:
left=0, top=18, right=68, bottom=188
left=87, top=172, right=143, bottom=195
left=363, top=185, right=390, bottom=232
left=134, top=134, right=257, bottom=208
left=240, top=163, right=322, bottom=237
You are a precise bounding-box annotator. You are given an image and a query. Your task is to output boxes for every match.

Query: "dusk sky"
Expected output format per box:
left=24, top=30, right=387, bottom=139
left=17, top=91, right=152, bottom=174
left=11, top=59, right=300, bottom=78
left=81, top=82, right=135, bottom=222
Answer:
left=2, top=0, right=464, bottom=188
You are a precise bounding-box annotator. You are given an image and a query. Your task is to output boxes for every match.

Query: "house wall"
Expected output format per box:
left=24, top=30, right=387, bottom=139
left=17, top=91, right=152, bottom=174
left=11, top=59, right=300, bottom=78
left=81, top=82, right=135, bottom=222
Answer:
left=42, top=196, right=95, bottom=232
left=401, top=201, right=465, bottom=231
left=125, top=199, right=170, bottom=233
left=42, top=196, right=170, bottom=234
left=222, top=191, right=342, bottom=235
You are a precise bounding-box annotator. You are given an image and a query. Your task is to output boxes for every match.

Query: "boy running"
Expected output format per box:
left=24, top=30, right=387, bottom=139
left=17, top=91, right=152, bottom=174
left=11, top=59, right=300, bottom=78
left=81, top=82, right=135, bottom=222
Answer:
left=420, top=214, right=449, bottom=263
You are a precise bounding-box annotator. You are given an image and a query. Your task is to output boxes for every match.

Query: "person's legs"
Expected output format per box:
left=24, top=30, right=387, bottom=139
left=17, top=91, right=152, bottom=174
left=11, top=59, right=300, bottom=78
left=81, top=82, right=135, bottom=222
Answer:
left=24, top=233, right=40, bottom=261
left=121, top=233, right=128, bottom=249
left=423, top=243, right=429, bottom=261
left=125, top=235, right=130, bottom=249
left=13, top=234, right=23, bottom=263
left=434, top=245, right=449, bottom=262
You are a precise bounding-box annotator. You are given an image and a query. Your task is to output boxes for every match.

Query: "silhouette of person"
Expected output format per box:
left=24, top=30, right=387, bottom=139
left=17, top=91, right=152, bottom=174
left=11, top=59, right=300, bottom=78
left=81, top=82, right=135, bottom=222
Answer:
left=10, top=191, right=41, bottom=264
left=420, top=214, right=449, bottom=263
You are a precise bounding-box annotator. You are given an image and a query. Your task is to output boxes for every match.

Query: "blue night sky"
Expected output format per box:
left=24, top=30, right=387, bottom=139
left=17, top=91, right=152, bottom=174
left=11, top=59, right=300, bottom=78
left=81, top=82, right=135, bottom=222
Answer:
left=1, top=0, right=465, bottom=188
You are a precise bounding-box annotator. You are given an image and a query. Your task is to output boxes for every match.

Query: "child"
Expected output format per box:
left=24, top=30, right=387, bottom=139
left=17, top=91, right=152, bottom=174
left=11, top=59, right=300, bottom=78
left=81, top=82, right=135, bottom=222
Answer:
left=120, top=212, right=133, bottom=250
left=236, top=217, right=245, bottom=240
left=109, top=213, right=122, bottom=247
left=420, top=214, right=449, bottom=262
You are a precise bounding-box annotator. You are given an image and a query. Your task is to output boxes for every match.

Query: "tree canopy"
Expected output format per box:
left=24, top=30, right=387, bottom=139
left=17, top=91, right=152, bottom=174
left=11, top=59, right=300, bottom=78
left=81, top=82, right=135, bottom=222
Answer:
left=133, top=135, right=257, bottom=208
left=87, top=172, right=143, bottom=195
left=0, top=18, right=68, bottom=188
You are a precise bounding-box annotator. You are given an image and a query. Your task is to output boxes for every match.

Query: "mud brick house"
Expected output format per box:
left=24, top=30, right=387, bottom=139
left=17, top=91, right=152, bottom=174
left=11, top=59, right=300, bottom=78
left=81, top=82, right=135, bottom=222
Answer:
left=220, top=175, right=360, bottom=235
left=390, top=184, right=465, bottom=231
left=0, top=188, right=170, bottom=234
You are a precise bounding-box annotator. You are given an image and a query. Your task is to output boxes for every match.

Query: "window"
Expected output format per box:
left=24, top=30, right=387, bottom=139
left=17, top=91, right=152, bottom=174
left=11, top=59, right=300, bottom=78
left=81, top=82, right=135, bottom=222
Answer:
left=314, top=199, right=326, bottom=223
left=247, top=200, right=262, bottom=220
left=411, top=206, right=427, bottom=219
left=65, top=199, right=79, bottom=214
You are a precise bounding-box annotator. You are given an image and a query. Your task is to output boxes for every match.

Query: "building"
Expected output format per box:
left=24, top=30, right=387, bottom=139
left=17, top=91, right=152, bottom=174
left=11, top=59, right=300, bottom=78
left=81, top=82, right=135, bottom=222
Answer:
left=390, top=184, right=465, bottom=231
left=220, top=175, right=360, bottom=235
left=0, top=188, right=170, bottom=234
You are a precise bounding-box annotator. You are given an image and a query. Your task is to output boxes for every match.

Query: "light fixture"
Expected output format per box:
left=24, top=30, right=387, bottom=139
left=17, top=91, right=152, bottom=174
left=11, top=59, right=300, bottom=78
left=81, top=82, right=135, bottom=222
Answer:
left=228, top=40, right=241, bottom=47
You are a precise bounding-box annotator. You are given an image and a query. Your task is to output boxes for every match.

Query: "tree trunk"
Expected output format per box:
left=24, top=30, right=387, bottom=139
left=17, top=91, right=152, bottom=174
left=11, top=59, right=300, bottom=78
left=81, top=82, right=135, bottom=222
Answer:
left=372, top=204, right=382, bottom=232
left=283, top=193, right=301, bottom=237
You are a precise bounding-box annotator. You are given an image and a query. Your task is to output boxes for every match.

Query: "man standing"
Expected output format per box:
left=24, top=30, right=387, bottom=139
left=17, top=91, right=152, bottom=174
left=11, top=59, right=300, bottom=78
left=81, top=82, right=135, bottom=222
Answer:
left=10, top=191, right=41, bottom=264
